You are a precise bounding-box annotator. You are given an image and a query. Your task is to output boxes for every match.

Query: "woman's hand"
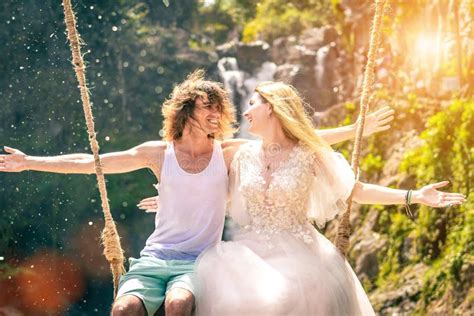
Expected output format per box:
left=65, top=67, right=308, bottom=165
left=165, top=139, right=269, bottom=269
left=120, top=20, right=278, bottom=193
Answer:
left=362, top=106, right=394, bottom=137
left=137, top=196, right=159, bottom=213
left=413, top=181, right=467, bottom=207
left=0, top=146, right=27, bottom=172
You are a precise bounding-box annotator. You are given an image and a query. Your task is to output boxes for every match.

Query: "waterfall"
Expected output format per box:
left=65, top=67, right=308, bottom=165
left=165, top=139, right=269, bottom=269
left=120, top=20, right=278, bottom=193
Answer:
left=217, top=58, right=246, bottom=112
left=314, top=44, right=337, bottom=108
left=217, top=57, right=276, bottom=137
left=315, top=46, right=328, bottom=88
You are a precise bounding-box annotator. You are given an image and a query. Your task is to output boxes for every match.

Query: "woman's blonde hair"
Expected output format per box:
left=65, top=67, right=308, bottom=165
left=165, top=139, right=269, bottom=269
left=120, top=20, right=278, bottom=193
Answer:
left=255, top=81, right=331, bottom=154
left=162, top=70, right=237, bottom=141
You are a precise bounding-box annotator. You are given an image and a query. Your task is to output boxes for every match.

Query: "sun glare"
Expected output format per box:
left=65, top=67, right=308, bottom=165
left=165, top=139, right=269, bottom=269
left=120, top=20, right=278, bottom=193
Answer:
left=414, top=34, right=440, bottom=66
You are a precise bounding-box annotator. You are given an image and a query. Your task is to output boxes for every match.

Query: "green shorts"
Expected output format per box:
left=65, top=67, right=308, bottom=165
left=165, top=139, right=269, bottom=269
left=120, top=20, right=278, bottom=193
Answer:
left=116, top=256, right=196, bottom=315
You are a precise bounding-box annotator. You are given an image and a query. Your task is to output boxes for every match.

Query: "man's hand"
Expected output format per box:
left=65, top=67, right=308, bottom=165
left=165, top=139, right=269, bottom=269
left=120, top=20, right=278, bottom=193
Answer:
left=362, top=106, right=394, bottom=137
left=0, top=146, right=27, bottom=172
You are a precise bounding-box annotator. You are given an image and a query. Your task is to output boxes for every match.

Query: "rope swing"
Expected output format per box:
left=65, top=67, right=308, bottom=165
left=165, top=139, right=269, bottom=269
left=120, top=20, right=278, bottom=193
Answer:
left=335, top=0, right=387, bottom=256
left=62, top=0, right=125, bottom=296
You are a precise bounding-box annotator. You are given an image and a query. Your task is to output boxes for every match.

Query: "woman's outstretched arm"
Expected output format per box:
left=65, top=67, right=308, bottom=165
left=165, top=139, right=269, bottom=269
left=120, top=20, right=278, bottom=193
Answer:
left=317, top=106, right=394, bottom=145
left=352, top=180, right=466, bottom=207
left=0, top=141, right=164, bottom=175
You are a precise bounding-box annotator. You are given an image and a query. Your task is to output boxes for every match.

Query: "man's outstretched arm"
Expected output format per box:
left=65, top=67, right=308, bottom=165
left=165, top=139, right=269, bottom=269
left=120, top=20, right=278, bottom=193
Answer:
left=317, top=106, right=394, bottom=145
left=0, top=141, right=164, bottom=175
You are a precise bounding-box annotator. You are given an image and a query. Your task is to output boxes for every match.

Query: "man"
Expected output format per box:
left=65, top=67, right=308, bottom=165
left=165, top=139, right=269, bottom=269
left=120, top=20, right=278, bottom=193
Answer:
left=1, top=70, right=393, bottom=315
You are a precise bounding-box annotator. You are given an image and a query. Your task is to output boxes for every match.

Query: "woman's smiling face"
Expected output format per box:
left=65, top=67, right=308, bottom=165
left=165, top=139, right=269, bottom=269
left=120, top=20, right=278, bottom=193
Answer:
left=243, top=92, right=272, bottom=136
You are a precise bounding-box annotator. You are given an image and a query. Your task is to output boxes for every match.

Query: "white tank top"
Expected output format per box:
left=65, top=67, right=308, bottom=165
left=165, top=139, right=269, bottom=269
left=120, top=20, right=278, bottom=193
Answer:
left=141, top=140, right=228, bottom=260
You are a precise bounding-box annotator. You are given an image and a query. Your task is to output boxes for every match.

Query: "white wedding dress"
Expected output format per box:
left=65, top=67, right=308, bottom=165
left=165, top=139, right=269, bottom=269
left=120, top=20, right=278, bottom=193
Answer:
left=195, top=141, right=375, bottom=315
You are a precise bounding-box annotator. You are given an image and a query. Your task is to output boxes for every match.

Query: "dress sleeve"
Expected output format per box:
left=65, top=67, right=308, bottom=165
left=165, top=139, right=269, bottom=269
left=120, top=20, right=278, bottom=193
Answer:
left=308, top=150, right=356, bottom=228
left=227, top=145, right=251, bottom=226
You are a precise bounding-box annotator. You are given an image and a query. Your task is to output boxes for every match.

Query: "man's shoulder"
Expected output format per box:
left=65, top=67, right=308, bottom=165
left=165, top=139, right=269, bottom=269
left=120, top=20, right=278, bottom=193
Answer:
left=135, top=140, right=167, bottom=155
left=221, top=138, right=249, bottom=150
left=221, top=139, right=259, bottom=166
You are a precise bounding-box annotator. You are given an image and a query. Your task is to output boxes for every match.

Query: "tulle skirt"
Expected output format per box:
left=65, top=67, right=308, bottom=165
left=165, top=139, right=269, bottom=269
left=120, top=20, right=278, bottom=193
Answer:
left=195, top=226, right=375, bottom=316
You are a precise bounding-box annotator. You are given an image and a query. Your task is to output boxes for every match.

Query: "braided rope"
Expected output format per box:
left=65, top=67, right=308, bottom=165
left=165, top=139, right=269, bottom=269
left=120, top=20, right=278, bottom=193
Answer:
left=335, top=0, right=387, bottom=256
left=62, top=0, right=125, bottom=296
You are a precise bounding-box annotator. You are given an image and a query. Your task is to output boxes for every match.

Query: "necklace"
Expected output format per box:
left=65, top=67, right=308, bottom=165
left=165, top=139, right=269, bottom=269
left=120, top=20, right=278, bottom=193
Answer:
left=261, top=148, right=276, bottom=172
left=261, top=142, right=296, bottom=172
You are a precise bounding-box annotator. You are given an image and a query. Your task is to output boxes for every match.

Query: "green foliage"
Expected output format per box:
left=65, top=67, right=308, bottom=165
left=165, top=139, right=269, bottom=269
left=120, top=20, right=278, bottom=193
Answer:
left=331, top=93, right=473, bottom=311
left=242, top=0, right=337, bottom=42
left=145, top=0, right=345, bottom=54
left=377, top=212, right=415, bottom=287
left=194, top=0, right=258, bottom=45
left=344, top=101, right=356, bottom=112
left=401, top=99, right=473, bottom=195
left=387, top=99, right=474, bottom=308
left=360, top=153, right=384, bottom=179
left=216, top=0, right=257, bottom=26
left=357, top=97, right=474, bottom=312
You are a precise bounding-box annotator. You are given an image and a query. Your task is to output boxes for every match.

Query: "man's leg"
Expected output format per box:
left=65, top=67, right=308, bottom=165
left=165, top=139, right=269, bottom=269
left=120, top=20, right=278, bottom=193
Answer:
left=111, top=295, right=146, bottom=316
left=113, top=257, right=168, bottom=315
left=164, top=288, right=195, bottom=316
left=164, top=259, right=197, bottom=316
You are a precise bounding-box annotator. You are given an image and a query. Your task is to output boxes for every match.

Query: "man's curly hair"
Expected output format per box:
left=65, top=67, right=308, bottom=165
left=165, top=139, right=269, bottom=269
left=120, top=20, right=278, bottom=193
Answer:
left=161, top=70, right=237, bottom=141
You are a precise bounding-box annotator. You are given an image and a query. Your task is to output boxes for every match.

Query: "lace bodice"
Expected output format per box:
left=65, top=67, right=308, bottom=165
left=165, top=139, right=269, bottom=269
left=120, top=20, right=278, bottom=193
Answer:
left=233, top=142, right=316, bottom=243
left=230, top=141, right=356, bottom=244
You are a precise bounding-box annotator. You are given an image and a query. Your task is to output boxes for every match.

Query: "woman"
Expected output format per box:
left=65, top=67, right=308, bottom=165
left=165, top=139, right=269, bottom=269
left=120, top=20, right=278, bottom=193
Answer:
left=193, top=81, right=466, bottom=315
